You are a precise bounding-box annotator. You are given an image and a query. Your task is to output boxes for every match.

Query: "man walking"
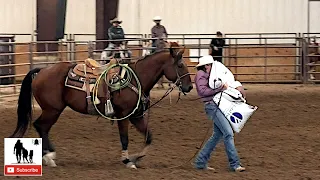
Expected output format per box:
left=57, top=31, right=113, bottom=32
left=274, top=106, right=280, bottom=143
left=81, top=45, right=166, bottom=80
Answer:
left=210, top=31, right=226, bottom=63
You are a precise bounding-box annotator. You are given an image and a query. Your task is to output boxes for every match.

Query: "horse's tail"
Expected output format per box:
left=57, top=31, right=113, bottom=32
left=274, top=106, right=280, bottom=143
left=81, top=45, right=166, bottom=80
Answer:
left=9, top=68, right=42, bottom=138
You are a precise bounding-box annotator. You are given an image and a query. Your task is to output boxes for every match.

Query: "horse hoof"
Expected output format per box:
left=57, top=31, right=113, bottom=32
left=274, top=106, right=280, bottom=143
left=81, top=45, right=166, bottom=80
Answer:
left=43, top=157, right=57, bottom=167
left=126, top=162, right=137, bottom=169
left=129, top=154, right=145, bottom=164
left=43, top=152, right=57, bottom=167
left=46, top=152, right=56, bottom=159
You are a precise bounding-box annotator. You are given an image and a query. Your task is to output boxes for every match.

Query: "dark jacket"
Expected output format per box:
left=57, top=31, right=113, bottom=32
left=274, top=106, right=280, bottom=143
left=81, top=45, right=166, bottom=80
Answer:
left=108, top=25, right=125, bottom=45
left=151, top=25, right=167, bottom=42
left=210, top=38, right=226, bottom=56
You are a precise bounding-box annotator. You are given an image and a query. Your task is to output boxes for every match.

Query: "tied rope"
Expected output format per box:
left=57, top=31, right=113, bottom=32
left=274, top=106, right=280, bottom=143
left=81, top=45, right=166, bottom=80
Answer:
left=92, top=63, right=142, bottom=121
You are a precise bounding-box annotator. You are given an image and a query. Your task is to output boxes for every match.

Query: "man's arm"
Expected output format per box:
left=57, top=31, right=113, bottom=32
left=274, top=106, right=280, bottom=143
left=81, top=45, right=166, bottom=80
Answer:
left=108, top=27, right=114, bottom=40
left=221, top=39, right=226, bottom=46
left=196, top=71, right=224, bottom=97
left=151, top=27, right=157, bottom=38
left=210, top=38, right=217, bottom=48
left=163, top=26, right=168, bottom=37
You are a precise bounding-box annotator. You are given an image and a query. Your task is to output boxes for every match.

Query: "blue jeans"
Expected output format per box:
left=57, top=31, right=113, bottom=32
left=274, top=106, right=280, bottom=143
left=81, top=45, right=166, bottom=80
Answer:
left=103, top=43, right=132, bottom=58
left=194, top=102, right=241, bottom=170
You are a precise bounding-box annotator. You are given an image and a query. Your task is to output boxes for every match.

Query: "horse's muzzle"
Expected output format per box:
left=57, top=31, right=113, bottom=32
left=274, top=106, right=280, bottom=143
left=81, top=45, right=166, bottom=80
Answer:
left=181, top=84, right=193, bottom=93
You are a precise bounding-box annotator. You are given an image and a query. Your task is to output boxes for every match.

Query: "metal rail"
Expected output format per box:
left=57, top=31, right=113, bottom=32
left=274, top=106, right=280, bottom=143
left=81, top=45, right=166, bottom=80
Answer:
left=0, top=34, right=319, bottom=100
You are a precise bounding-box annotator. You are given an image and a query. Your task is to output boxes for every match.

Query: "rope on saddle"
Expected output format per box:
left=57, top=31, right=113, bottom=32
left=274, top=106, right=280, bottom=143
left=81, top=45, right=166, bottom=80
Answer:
left=92, top=63, right=142, bottom=121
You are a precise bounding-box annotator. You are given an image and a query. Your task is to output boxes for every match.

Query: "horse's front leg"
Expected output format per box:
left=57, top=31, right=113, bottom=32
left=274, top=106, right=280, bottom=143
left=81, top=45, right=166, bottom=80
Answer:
left=117, top=119, right=137, bottom=169
left=129, top=116, right=153, bottom=164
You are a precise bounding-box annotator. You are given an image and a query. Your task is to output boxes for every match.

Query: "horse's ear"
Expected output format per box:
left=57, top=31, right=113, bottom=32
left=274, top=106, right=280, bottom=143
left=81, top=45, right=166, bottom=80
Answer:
left=180, top=45, right=185, bottom=55
left=169, top=47, right=175, bottom=57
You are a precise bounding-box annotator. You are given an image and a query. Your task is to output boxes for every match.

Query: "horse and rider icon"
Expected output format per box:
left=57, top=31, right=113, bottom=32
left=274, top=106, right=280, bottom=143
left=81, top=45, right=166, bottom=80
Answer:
left=13, top=139, right=37, bottom=164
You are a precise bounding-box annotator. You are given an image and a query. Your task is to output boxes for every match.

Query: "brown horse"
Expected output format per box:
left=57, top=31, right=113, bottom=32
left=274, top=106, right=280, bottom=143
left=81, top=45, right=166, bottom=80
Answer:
left=9, top=42, right=193, bottom=169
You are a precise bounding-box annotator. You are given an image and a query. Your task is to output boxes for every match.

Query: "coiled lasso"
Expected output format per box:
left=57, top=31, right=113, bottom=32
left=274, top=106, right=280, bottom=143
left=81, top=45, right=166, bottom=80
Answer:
left=92, top=63, right=142, bottom=121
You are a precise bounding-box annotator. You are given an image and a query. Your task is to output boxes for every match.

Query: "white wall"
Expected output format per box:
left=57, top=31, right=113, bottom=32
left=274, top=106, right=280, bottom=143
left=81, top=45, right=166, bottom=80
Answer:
left=65, top=0, right=96, bottom=41
left=0, top=0, right=96, bottom=42
left=0, top=0, right=36, bottom=42
left=118, top=0, right=320, bottom=34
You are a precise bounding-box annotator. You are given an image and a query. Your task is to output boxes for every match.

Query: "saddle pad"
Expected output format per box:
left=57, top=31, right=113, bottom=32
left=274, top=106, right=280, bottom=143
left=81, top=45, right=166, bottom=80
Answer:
left=65, top=68, right=97, bottom=92
left=65, top=77, right=95, bottom=92
left=67, top=69, right=97, bottom=84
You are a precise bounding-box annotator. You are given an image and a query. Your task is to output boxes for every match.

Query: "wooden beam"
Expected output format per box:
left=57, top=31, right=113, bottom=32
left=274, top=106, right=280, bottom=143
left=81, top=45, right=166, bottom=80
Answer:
left=37, top=0, right=58, bottom=52
left=37, top=0, right=67, bottom=52
left=96, top=0, right=119, bottom=50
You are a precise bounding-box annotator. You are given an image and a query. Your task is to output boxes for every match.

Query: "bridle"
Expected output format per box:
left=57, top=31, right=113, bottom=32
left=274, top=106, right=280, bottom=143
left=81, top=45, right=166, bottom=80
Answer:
left=144, top=50, right=190, bottom=110
left=130, top=49, right=191, bottom=118
left=173, top=50, right=191, bottom=96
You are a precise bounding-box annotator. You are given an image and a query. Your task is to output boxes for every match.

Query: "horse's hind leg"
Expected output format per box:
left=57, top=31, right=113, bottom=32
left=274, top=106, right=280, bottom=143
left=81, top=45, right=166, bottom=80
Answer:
left=33, top=109, right=63, bottom=167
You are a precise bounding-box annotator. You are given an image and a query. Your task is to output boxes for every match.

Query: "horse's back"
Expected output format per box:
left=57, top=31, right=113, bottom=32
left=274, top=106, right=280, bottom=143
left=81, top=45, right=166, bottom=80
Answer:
left=34, top=62, right=74, bottom=82
left=32, top=62, right=74, bottom=108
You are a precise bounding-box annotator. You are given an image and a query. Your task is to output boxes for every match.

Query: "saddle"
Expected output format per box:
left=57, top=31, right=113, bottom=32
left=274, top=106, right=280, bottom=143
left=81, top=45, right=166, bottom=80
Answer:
left=73, top=60, right=104, bottom=79
left=71, top=58, right=120, bottom=81
left=65, top=58, right=121, bottom=116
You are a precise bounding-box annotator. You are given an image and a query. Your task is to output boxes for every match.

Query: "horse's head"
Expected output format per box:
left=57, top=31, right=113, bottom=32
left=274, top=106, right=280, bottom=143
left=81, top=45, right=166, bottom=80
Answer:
left=162, top=41, right=193, bottom=93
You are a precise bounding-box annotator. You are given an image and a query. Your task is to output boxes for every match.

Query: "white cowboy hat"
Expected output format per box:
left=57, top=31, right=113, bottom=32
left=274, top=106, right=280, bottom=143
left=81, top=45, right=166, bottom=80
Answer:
left=196, top=56, right=214, bottom=67
left=110, top=17, right=122, bottom=24
left=153, top=16, right=162, bottom=21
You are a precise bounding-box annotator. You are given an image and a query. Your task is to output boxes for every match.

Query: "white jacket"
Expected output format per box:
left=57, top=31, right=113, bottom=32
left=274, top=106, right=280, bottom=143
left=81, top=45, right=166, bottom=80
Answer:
left=208, top=61, right=242, bottom=89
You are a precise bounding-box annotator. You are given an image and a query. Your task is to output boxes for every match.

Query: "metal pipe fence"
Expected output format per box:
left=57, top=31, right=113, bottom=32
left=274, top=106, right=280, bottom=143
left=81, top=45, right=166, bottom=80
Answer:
left=0, top=34, right=319, bottom=100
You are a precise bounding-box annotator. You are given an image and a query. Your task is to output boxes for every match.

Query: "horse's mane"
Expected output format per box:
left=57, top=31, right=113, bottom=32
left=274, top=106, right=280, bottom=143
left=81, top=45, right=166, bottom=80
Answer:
left=138, top=41, right=180, bottom=61
left=128, top=41, right=181, bottom=67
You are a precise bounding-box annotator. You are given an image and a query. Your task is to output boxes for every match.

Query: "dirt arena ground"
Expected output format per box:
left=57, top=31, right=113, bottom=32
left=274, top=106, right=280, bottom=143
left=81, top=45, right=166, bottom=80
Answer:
left=0, top=84, right=319, bottom=180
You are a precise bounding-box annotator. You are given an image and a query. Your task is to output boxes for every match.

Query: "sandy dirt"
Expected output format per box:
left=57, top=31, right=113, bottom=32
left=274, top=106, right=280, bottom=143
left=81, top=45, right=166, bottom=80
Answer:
left=0, top=84, right=320, bottom=180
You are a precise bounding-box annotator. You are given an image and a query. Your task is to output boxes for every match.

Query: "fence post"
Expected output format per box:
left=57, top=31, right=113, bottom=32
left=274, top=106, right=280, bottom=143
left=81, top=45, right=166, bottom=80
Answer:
left=302, top=38, right=308, bottom=84
left=88, top=41, right=93, bottom=59
left=264, top=38, right=267, bottom=82
left=297, top=34, right=303, bottom=82
left=198, top=38, right=201, bottom=62
left=182, top=34, right=185, bottom=45
left=67, top=34, right=71, bottom=61
left=259, top=33, right=262, bottom=44
left=29, top=42, right=33, bottom=70
left=235, top=38, right=238, bottom=80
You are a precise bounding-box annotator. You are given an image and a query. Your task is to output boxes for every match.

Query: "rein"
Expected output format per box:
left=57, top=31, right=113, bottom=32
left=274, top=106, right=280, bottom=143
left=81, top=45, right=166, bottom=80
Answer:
left=129, top=46, right=190, bottom=118
left=131, top=71, right=190, bottom=119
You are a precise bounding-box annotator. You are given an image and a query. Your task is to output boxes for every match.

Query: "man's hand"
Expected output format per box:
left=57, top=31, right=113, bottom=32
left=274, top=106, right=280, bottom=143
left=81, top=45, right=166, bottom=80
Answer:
left=221, top=83, right=228, bottom=91
left=214, top=46, right=218, bottom=51
left=236, top=86, right=246, bottom=98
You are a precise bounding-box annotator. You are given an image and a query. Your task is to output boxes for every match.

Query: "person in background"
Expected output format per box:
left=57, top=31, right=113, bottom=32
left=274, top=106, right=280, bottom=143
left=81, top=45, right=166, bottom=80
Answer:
left=308, top=36, right=319, bottom=80
left=151, top=16, right=168, bottom=88
left=142, top=39, right=152, bottom=56
left=151, top=16, right=168, bottom=53
left=210, top=31, right=226, bottom=63
left=193, top=55, right=246, bottom=172
left=101, top=17, right=131, bottom=63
